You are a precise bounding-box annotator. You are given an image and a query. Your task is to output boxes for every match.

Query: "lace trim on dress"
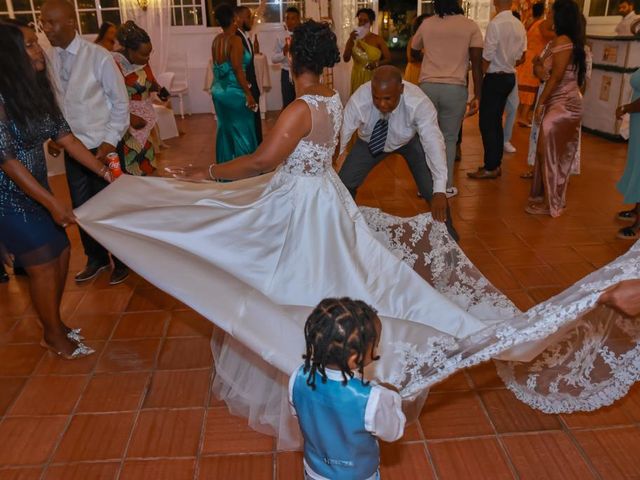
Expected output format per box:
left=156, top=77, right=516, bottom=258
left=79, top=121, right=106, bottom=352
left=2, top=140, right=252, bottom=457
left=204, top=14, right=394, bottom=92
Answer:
left=280, top=94, right=342, bottom=177
left=361, top=205, right=640, bottom=413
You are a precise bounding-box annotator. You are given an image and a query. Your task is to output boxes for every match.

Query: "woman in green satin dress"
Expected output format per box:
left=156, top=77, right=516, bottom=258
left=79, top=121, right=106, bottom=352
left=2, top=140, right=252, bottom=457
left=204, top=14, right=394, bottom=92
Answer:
left=211, top=5, right=258, bottom=164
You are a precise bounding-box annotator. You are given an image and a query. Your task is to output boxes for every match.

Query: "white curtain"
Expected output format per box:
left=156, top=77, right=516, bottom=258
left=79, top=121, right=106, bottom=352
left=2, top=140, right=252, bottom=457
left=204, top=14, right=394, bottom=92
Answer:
left=120, top=0, right=172, bottom=75
left=330, top=0, right=356, bottom=103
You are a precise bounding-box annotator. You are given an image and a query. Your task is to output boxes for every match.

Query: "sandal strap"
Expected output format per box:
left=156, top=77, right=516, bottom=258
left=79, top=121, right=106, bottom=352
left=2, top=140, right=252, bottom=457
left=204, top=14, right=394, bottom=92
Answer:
left=618, top=227, right=638, bottom=238
left=70, top=343, right=95, bottom=358
left=618, top=210, right=637, bottom=218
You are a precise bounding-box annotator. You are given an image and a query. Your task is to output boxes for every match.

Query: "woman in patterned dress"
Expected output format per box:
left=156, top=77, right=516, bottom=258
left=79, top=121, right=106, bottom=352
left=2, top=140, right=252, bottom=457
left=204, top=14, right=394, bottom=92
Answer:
left=113, top=21, right=169, bottom=176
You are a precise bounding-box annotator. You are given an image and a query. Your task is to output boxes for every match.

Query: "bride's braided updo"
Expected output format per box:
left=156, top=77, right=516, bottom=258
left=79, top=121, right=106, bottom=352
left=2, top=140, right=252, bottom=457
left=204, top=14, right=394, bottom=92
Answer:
left=290, top=20, right=340, bottom=77
left=303, top=297, right=380, bottom=389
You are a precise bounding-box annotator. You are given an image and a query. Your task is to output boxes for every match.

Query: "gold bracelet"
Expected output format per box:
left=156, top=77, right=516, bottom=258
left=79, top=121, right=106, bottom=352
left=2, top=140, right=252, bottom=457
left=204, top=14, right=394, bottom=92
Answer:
left=208, top=163, right=217, bottom=182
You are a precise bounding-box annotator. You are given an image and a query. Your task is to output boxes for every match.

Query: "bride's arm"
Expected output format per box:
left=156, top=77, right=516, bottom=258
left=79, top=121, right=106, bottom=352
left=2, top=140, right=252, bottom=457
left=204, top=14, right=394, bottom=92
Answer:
left=209, top=100, right=312, bottom=181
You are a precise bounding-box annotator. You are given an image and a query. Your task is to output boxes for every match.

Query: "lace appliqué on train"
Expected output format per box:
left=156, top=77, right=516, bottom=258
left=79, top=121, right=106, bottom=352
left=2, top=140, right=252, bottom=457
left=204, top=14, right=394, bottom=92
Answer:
left=361, top=205, right=640, bottom=413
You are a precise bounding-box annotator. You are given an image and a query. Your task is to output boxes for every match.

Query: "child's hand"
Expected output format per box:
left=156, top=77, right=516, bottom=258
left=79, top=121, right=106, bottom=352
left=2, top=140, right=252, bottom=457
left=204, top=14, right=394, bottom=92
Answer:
left=377, top=382, right=400, bottom=393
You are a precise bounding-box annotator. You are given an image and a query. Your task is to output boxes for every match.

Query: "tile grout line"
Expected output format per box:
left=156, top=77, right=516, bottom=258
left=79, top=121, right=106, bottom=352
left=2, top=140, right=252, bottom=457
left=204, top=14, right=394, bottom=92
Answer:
left=0, top=284, right=93, bottom=477
left=473, top=385, right=520, bottom=480
left=113, top=305, right=169, bottom=480
left=39, top=288, right=125, bottom=476
left=414, top=414, right=440, bottom=480
left=193, top=360, right=217, bottom=480
left=37, top=301, right=126, bottom=480
left=557, top=414, right=607, bottom=480
left=0, top=284, right=95, bottom=434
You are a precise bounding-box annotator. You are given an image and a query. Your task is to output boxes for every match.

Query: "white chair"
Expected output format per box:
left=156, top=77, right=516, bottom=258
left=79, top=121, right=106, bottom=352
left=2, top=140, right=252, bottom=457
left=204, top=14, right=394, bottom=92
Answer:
left=152, top=72, right=179, bottom=142
left=166, top=55, right=190, bottom=119
left=153, top=103, right=179, bottom=141
left=156, top=71, right=175, bottom=92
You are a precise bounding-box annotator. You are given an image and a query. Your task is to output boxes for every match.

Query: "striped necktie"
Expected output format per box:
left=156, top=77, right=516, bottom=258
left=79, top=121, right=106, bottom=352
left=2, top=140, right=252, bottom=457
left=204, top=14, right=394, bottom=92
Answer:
left=368, top=118, right=388, bottom=156
left=59, top=49, right=71, bottom=91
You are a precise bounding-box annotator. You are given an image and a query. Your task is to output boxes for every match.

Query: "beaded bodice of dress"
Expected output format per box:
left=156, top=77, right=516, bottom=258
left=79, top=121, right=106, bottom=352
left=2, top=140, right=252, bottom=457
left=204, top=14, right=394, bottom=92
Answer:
left=0, top=101, right=70, bottom=216
left=280, top=93, right=342, bottom=176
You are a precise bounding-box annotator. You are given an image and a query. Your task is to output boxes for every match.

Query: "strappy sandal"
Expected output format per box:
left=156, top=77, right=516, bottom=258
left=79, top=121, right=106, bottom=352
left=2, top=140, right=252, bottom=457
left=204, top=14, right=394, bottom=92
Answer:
left=617, top=226, right=639, bottom=240
left=520, top=171, right=534, bottom=179
left=66, top=328, right=84, bottom=343
left=617, top=209, right=638, bottom=222
left=40, top=340, right=95, bottom=360
left=525, top=204, right=550, bottom=215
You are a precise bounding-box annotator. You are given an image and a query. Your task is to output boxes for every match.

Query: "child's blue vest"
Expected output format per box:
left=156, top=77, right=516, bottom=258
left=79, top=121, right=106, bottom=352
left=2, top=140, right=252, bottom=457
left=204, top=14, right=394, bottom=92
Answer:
left=292, top=366, right=379, bottom=480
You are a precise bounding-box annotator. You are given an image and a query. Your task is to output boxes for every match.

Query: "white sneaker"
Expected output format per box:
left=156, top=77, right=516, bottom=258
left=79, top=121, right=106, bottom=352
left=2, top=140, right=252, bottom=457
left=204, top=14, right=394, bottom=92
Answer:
left=503, top=142, right=516, bottom=153
left=445, top=186, right=458, bottom=198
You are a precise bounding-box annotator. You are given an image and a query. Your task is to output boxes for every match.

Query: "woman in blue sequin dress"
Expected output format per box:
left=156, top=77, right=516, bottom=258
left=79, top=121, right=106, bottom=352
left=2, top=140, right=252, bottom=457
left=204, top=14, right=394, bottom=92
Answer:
left=0, top=21, right=110, bottom=358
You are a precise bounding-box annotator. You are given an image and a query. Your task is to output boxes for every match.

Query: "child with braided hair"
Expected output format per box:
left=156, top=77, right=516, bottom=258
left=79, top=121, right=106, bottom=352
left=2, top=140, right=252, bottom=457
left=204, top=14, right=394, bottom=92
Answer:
left=289, top=297, right=406, bottom=480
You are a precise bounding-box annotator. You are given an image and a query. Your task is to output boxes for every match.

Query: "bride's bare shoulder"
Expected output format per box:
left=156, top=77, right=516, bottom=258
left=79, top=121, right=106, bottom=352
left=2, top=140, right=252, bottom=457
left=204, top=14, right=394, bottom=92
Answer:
left=273, top=99, right=313, bottom=136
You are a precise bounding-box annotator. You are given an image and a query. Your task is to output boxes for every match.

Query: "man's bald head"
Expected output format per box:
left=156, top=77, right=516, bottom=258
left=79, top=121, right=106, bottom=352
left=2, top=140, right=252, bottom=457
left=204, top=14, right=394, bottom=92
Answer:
left=493, top=0, right=513, bottom=12
left=370, top=66, right=404, bottom=115
left=40, top=0, right=77, bottom=48
left=372, top=65, right=403, bottom=88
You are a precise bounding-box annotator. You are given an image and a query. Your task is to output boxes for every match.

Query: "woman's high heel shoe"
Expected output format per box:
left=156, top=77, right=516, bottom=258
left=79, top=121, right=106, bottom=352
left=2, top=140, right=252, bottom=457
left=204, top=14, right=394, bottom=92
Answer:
left=40, top=340, right=95, bottom=360
left=66, top=328, right=85, bottom=343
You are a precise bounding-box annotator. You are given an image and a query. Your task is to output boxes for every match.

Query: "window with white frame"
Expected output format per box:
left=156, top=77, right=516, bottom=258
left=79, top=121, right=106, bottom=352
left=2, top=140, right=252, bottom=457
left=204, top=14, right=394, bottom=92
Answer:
left=418, top=0, right=433, bottom=15
left=236, top=0, right=302, bottom=24
left=172, top=0, right=203, bottom=26
left=74, top=0, right=121, bottom=34
left=0, top=0, right=11, bottom=21
left=0, top=0, right=120, bottom=33
left=356, top=0, right=375, bottom=9
left=173, top=0, right=304, bottom=27
left=586, top=0, right=615, bottom=17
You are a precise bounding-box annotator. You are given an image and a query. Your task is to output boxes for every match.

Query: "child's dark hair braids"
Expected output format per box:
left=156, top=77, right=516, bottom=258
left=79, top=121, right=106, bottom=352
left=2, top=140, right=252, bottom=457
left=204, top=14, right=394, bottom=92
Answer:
left=303, top=297, right=380, bottom=389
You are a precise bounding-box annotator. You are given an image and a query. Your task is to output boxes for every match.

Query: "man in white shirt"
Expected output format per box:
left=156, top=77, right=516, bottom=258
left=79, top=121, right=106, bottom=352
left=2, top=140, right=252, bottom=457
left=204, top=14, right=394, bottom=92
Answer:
left=40, top=0, right=130, bottom=285
left=338, top=67, right=455, bottom=237
left=271, top=6, right=301, bottom=109
left=468, top=0, right=526, bottom=179
left=615, top=0, right=639, bottom=35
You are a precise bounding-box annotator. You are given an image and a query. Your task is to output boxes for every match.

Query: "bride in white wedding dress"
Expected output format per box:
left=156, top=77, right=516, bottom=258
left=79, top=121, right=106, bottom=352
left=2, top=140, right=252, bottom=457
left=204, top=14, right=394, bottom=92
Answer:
left=76, top=21, right=640, bottom=450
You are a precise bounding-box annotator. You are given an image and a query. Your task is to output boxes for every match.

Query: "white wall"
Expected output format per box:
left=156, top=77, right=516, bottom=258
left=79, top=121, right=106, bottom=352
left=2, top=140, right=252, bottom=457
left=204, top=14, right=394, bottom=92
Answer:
left=586, top=17, right=619, bottom=36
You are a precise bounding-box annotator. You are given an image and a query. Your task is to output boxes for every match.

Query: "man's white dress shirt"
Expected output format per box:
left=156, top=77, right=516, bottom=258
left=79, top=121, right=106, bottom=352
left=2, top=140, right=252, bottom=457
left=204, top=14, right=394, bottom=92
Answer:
left=615, top=11, right=639, bottom=35
left=483, top=10, right=527, bottom=73
left=46, top=33, right=129, bottom=149
left=272, top=31, right=291, bottom=71
left=340, top=81, right=448, bottom=194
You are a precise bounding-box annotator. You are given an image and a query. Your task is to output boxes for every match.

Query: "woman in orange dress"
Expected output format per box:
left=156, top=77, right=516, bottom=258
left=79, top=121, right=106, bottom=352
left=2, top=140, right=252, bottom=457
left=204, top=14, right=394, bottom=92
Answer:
left=516, top=2, right=554, bottom=126
left=404, top=13, right=430, bottom=84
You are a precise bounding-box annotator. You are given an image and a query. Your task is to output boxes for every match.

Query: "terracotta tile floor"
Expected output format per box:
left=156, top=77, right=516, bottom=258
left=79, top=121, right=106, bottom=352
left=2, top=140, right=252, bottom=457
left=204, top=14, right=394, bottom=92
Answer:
left=1, top=112, right=639, bottom=479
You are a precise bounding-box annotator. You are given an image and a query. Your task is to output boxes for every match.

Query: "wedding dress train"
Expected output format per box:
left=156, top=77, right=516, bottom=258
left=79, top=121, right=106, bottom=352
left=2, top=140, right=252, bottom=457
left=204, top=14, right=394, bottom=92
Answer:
left=76, top=93, right=640, bottom=449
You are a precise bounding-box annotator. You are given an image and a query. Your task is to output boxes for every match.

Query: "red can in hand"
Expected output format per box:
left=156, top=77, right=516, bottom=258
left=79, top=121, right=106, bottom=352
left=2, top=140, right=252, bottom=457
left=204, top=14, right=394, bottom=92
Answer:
left=106, top=152, right=123, bottom=178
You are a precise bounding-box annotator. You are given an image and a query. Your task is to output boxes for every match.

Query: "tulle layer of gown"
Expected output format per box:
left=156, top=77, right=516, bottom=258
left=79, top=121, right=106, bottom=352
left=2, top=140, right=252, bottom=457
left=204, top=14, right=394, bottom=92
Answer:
left=76, top=169, right=640, bottom=450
